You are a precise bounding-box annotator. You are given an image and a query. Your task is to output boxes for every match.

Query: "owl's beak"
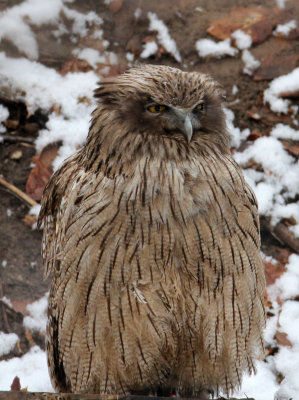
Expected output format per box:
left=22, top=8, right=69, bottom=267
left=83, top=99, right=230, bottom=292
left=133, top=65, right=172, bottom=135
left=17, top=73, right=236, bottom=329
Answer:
left=173, top=109, right=193, bottom=142
left=182, top=115, right=193, bottom=143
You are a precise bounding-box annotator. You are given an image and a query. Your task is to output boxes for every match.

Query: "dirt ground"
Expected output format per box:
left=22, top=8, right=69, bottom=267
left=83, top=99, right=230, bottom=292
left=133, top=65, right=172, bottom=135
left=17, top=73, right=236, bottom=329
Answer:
left=0, top=0, right=298, bottom=359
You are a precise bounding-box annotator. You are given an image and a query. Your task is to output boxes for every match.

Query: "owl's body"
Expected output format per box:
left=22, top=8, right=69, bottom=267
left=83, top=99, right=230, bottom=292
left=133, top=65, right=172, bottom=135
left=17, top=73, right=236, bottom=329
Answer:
left=39, top=65, right=265, bottom=397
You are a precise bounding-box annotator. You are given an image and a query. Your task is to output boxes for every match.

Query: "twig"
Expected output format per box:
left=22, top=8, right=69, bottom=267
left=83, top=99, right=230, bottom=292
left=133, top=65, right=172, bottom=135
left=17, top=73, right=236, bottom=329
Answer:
left=0, top=176, right=38, bottom=208
left=261, top=217, right=299, bottom=254
left=0, top=135, right=35, bottom=144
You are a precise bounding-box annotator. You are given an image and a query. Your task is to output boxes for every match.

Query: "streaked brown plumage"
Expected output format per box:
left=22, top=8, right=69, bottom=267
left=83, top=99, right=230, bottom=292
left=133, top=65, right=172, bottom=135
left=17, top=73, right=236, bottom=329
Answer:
left=39, top=65, right=265, bottom=398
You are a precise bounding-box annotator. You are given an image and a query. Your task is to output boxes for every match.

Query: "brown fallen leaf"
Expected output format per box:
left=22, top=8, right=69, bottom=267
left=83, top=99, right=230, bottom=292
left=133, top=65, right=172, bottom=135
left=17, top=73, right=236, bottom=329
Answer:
left=254, top=53, right=299, bottom=81
left=275, top=331, right=293, bottom=347
left=281, top=140, right=299, bottom=157
left=247, top=128, right=263, bottom=141
left=247, top=105, right=293, bottom=126
left=108, top=0, right=123, bottom=13
left=279, top=89, right=299, bottom=99
left=26, top=143, right=59, bottom=201
left=264, top=260, right=286, bottom=286
left=10, top=376, right=21, bottom=391
left=126, top=34, right=143, bottom=56
left=26, top=158, right=52, bottom=201
left=96, top=63, right=125, bottom=78
left=5, top=119, right=19, bottom=130
left=60, top=58, right=93, bottom=75
left=207, top=7, right=289, bottom=45
left=22, top=213, right=38, bottom=228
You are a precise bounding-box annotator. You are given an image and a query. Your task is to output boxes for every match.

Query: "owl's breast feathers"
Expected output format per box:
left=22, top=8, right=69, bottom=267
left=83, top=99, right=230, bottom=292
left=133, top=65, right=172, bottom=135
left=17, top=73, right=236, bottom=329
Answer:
left=40, top=148, right=265, bottom=394
left=40, top=148, right=261, bottom=283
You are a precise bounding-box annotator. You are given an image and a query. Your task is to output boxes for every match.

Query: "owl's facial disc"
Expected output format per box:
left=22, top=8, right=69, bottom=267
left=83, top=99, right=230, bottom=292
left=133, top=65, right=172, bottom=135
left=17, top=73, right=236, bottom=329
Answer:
left=146, top=103, right=202, bottom=143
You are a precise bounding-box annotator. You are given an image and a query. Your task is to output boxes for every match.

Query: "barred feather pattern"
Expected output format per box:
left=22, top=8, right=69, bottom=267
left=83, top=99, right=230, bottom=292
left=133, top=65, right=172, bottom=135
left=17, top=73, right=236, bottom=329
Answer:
left=39, top=65, right=265, bottom=398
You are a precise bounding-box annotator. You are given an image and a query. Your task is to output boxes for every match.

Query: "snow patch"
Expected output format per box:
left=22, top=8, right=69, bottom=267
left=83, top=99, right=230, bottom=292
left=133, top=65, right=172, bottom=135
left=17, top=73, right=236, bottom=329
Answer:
left=271, top=123, right=299, bottom=140
left=147, top=12, right=181, bottom=62
left=233, top=359, right=279, bottom=400
left=196, top=38, right=238, bottom=58
left=276, top=0, right=289, bottom=7
left=140, top=41, right=158, bottom=59
left=0, top=332, right=18, bottom=357
left=134, top=8, right=142, bottom=19
left=72, top=47, right=105, bottom=68
left=0, top=104, right=9, bottom=133
left=231, top=29, right=252, bottom=50
left=242, top=49, right=260, bottom=75
left=268, top=254, right=299, bottom=301
left=234, top=136, right=299, bottom=220
left=232, top=85, right=238, bottom=95
left=0, top=346, right=53, bottom=392
left=223, top=106, right=250, bottom=148
left=23, top=294, right=48, bottom=333
left=274, top=20, right=297, bottom=36
left=264, top=68, right=299, bottom=114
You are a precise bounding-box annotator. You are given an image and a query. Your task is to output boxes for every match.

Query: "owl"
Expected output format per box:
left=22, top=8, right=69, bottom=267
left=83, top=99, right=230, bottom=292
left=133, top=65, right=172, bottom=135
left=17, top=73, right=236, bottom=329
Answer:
left=39, top=65, right=265, bottom=399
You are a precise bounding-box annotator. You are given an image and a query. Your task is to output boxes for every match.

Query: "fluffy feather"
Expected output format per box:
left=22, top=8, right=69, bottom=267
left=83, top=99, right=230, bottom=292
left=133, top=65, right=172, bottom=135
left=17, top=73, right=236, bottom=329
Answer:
left=39, top=65, right=265, bottom=398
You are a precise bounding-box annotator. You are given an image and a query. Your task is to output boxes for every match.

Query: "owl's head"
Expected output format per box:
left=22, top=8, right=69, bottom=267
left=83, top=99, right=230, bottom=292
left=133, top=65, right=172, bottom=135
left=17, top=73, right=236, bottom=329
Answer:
left=87, top=65, right=230, bottom=166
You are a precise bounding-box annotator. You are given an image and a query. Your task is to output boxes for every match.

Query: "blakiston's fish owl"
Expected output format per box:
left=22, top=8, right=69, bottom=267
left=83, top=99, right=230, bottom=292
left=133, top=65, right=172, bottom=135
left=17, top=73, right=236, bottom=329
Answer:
left=39, top=65, right=265, bottom=398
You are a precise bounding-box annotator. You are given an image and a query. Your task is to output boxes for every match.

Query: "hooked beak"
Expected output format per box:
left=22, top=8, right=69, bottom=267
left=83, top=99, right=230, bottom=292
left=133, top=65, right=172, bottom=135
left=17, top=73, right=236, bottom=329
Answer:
left=172, top=108, right=193, bottom=142
left=183, top=114, right=193, bottom=143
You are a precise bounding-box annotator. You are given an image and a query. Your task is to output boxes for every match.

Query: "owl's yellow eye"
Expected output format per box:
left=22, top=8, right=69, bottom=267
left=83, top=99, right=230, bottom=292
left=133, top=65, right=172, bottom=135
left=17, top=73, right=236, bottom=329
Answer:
left=195, top=103, right=204, bottom=111
left=147, top=104, right=166, bottom=113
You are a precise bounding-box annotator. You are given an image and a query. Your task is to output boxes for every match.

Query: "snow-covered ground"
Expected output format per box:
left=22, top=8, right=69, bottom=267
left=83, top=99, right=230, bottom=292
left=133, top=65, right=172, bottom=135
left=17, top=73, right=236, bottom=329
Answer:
left=0, top=1, right=299, bottom=399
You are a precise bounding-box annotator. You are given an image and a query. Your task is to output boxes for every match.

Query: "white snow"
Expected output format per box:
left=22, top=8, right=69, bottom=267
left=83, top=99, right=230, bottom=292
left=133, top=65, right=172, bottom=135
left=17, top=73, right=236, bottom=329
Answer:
left=0, top=52, right=98, bottom=170
left=264, top=68, right=299, bottom=114
left=232, top=84, right=238, bottom=95
left=72, top=47, right=105, bottom=68
left=233, top=359, right=279, bottom=400
left=62, top=8, right=103, bottom=38
left=0, top=0, right=103, bottom=60
left=0, top=346, right=53, bottom=392
left=29, top=204, right=41, bottom=217
left=268, top=254, right=299, bottom=301
left=271, top=123, right=299, bottom=140
left=1, top=260, right=7, bottom=268
left=140, top=41, right=158, bottom=59
left=0, top=104, right=9, bottom=133
left=223, top=106, right=250, bottom=148
left=234, top=136, right=299, bottom=224
left=147, top=12, right=182, bottom=62
left=274, top=20, right=297, bottom=36
left=0, top=53, right=97, bottom=117
left=231, top=29, right=252, bottom=50
left=126, top=52, right=135, bottom=62
left=134, top=8, right=142, bottom=19
left=1, top=296, right=13, bottom=308
left=23, top=294, right=48, bottom=333
left=276, top=0, right=289, bottom=7
left=196, top=38, right=238, bottom=58
left=0, top=332, right=18, bottom=357
left=242, top=49, right=260, bottom=75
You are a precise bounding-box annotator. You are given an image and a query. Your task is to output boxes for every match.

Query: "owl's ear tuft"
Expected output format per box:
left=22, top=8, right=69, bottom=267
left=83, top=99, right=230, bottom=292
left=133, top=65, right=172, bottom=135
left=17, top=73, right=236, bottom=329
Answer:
left=94, top=80, right=121, bottom=105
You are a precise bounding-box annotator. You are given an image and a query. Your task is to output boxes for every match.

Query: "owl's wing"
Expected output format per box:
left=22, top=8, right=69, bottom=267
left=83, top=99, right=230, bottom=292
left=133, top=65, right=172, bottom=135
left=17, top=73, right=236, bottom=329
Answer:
left=180, top=153, right=265, bottom=391
left=39, top=152, right=86, bottom=278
